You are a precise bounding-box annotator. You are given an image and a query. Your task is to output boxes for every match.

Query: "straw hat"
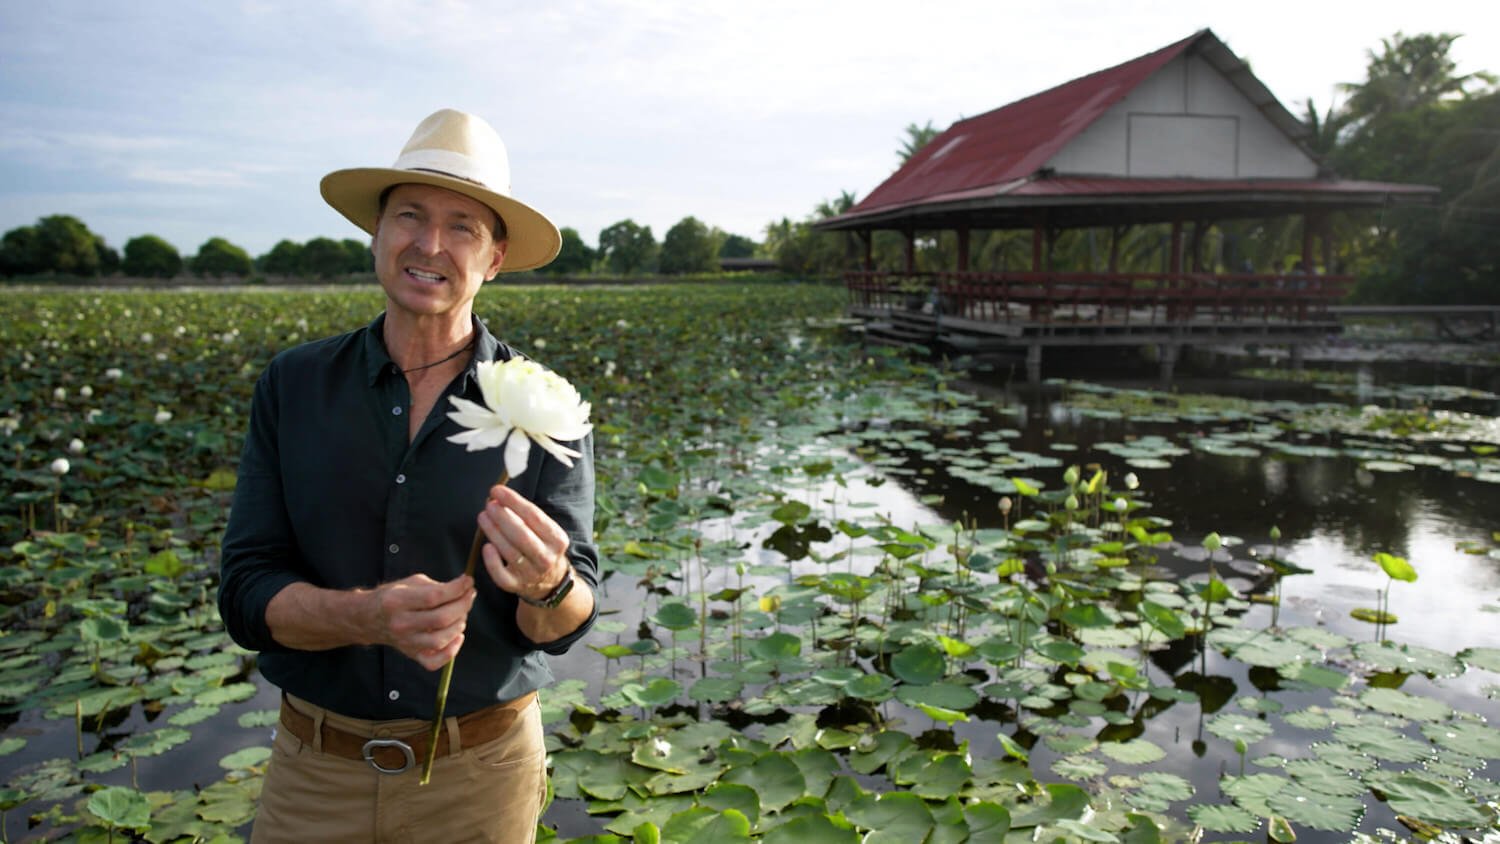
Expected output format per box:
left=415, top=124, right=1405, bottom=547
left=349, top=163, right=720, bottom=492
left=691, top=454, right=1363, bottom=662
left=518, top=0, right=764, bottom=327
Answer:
left=320, top=109, right=560, bottom=273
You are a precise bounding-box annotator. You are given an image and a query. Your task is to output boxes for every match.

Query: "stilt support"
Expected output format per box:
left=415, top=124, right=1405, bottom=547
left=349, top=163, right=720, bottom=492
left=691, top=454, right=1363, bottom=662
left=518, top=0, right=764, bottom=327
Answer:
left=1026, top=344, right=1043, bottom=384
left=1159, top=343, right=1180, bottom=382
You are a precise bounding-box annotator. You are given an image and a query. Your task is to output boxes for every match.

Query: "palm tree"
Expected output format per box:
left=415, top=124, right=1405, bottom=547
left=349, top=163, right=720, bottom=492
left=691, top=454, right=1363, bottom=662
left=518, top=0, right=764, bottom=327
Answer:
left=897, top=121, right=941, bottom=165
left=1338, top=32, right=1495, bottom=132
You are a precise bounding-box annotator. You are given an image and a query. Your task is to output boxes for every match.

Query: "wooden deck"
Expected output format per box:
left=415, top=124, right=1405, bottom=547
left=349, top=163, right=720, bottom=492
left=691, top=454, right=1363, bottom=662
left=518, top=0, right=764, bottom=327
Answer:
left=846, top=270, right=1349, bottom=381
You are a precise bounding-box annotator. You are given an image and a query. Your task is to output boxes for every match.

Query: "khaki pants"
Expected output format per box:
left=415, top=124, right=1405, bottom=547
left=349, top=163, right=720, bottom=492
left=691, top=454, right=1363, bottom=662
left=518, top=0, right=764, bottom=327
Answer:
left=251, top=694, right=545, bottom=844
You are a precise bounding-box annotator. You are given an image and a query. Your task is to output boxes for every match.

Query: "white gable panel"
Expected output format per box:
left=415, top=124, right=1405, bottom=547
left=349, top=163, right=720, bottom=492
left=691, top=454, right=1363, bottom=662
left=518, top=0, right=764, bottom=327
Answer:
left=1046, top=54, right=1318, bottom=179
left=1129, top=115, right=1236, bottom=177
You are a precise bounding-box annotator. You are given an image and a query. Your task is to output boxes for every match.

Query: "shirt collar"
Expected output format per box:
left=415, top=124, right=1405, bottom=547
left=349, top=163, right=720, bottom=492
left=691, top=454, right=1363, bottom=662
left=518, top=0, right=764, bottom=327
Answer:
left=364, top=311, right=510, bottom=389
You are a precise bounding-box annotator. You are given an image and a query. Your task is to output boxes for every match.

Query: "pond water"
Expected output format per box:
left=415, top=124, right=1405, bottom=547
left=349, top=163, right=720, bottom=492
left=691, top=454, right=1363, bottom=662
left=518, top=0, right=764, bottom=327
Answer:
left=4, top=286, right=1498, bottom=842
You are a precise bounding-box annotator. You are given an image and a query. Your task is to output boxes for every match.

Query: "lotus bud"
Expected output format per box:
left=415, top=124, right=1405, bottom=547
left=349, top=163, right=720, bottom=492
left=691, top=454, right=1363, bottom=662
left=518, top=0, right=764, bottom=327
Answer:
left=1203, top=532, right=1223, bottom=553
left=758, top=595, right=782, bottom=614
left=1063, top=465, right=1080, bottom=487
left=105, top=368, right=123, bottom=380
left=1065, top=495, right=1079, bottom=511
left=79, top=385, right=93, bottom=398
left=1114, top=497, right=1128, bottom=513
left=53, top=387, right=67, bottom=401
left=68, top=438, right=85, bottom=455
left=50, top=458, right=70, bottom=475
left=998, top=496, right=1013, bottom=514
left=1124, top=472, right=1139, bottom=490
left=1269, top=525, right=1281, bottom=540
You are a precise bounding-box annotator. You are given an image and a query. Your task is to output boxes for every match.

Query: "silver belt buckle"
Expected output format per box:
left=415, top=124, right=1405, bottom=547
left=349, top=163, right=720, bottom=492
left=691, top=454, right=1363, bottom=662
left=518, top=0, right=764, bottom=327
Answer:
left=361, top=738, right=415, bottom=775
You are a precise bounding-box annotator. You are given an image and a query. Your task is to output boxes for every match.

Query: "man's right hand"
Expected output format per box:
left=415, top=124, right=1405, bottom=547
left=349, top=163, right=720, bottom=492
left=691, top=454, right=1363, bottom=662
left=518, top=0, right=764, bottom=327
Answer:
left=371, top=573, right=477, bottom=670
left=265, top=574, right=477, bottom=672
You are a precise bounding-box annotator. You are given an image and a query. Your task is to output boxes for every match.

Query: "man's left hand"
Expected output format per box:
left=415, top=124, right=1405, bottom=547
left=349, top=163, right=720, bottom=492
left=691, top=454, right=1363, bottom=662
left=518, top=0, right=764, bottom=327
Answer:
left=477, top=484, right=572, bottom=604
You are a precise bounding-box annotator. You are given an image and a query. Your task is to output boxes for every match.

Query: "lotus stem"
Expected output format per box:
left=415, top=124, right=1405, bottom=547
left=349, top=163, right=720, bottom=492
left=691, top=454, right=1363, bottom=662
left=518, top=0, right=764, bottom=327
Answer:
left=421, top=470, right=507, bottom=785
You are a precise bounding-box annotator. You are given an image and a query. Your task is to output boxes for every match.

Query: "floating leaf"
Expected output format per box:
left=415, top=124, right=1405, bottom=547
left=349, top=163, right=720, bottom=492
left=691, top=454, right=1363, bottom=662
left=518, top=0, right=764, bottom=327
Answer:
left=86, top=786, right=151, bottom=831
left=218, top=746, right=271, bottom=770
left=1099, top=739, right=1165, bottom=764
left=1378, top=774, right=1493, bottom=828
left=1373, top=552, right=1417, bottom=582
left=889, top=644, right=945, bottom=685
left=1267, top=789, right=1365, bottom=831
left=1421, top=720, right=1500, bottom=759
left=1188, top=804, right=1259, bottom=834
left=1206, top=713, right=1273, bottom=744
left=1358, top=687, right=1451, bottom=722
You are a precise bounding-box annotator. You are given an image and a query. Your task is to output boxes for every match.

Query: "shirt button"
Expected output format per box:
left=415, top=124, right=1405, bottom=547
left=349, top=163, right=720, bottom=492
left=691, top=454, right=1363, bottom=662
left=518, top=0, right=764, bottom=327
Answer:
left=389, top=543, right=399, bottom=554
left=391, top=406, right=403, bottom=416
left=396, top=474, right=406, bottom=484
left=388, top=689, right=400, bottom=701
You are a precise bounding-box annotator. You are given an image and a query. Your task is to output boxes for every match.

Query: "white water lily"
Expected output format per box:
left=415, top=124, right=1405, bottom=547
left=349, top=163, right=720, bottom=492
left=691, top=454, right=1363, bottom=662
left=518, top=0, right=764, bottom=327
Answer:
left=104, top=368, right=124, bottom=380
left=50, top=458, right=69, bottom=476
left=154, top=409, right=173, bottom=424
left=68, top=438, right=85, bottom=455
left=446, top=358, right=592, bottom=478
left=79, top=385, right=93, bottom=398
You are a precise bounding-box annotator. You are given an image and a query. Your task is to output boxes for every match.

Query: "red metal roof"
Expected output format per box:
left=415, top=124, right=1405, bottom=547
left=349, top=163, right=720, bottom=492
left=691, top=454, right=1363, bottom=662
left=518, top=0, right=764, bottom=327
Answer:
left=1009, top=176, right=1437, bottom=198
left=853, top=31, right=1203, bottom=215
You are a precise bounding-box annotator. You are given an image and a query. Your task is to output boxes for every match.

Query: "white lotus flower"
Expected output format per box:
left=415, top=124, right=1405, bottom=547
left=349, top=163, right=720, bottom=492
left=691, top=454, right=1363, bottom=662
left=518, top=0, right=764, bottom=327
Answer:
left=68, top=438, right=85, bottom=455
left=53, top=387, right=67, bottom=401
left=104, top=368, right=124, bottom=380
left=79, top=385, right=93, bottom=398
left=50, top=458, right=70, bottom=476
left=446, top=358, right=592, bottom=478
left=154, top=409, right=173, bottom=424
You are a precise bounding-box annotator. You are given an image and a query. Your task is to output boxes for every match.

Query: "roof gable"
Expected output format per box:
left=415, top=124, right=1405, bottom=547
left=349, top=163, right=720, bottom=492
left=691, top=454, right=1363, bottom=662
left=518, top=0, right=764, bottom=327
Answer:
left=851, top=29, right=1314, bottom=216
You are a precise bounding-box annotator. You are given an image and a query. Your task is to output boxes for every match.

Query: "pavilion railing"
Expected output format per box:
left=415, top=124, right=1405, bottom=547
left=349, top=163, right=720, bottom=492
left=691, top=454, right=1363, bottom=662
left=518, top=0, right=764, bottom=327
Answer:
left=845, top=270, right=1353, bottom=326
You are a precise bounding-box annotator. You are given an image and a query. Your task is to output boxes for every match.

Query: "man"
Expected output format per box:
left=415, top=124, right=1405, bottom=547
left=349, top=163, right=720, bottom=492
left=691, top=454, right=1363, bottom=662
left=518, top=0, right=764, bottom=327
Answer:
left=219, top=109, right=598, bottom=843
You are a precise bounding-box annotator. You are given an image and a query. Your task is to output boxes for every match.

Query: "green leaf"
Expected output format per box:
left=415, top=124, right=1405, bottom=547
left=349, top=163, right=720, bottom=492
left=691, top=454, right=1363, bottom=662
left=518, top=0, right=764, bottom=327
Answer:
left=750, top=632, right=802, bottom=661
left=1009, top=783, right=1089, bottom=829
left=700, top=783, right=760, bottom=827
left=1267, top=789, right=1364, bottom=832
left=845, top=792, right=934, bottom=844
left=1010, top=477, right=1040, bottom=496
left=1187, top=803, right=1259, bottom=834
left=687, top=677, right=742, bottom=703
left=1421, top=720, right=1500, bottom=758
left=760, top=815, right=858, bottom=844
left=889, top=644, right=945, bottom=685
left=1099, top=739, right=1165, bottom=764
left=660, top=807, right=751, bottom=843
left=86, top=786, right=151, bottom=830
left=1379, top=774, right=1493, bottom=828
left=963, top=802, right=1011, bottom=839
left=1358, top=687, right=1452, bottom=722
left=769, top=500, right=811, bottom=525
left=1206, top=713, right=1274, bottom=745
left=653, top=602, right=697, bottom=630
left=845, top=672, right=895, bottom=701
left=719, top=753, right=805, bottom=813
left=1138, top=600, right=1185, bottom=639
left=218, top=746, right=271, bottom=770
left=1373, top=552, right=1417, bottom=582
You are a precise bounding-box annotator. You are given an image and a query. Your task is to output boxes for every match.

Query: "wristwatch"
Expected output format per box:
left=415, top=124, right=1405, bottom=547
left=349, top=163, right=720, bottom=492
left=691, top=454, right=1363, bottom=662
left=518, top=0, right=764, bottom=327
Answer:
left=519, top=571, right=575, bottom=609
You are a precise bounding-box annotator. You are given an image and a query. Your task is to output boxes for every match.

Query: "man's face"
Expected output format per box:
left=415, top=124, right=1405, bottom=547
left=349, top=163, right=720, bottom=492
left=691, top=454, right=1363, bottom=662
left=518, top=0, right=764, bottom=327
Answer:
left=371, top=183, right=508, bottom=323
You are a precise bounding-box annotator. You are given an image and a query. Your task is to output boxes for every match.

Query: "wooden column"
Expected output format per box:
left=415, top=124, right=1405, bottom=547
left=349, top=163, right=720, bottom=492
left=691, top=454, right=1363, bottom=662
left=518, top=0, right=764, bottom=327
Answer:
left=903, top=228, right=916, bottom=273
left=1031, top=224, right=1044, bottom=272
left=1301, top=213, right=1315, bottom=271
left=1189, top=221, right=1205, bottom=272
left=1169, top=221, right=1183, bottom=275
left=956, top=226, right=970, bottom=272
left=1320, top=215, right=1334, bottom=274
left=858, top=230, right=873, bottom=271
left=1108, top=226, right=1124, bottom=273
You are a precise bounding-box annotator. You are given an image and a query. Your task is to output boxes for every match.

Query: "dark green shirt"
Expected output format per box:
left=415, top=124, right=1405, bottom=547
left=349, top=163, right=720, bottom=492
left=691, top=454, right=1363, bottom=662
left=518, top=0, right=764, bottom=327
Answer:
left=219, top=313, right=598, bottom=720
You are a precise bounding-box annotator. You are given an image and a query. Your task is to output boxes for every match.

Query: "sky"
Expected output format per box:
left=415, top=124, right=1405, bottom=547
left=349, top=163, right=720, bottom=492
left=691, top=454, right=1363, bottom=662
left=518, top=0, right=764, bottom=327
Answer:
left=0, top=1, right=1494, bottom=257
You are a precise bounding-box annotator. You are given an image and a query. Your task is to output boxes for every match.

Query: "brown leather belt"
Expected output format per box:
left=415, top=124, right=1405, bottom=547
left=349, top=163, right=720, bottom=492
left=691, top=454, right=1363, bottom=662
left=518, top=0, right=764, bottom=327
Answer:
left=278, top=692, right=536, bottom=775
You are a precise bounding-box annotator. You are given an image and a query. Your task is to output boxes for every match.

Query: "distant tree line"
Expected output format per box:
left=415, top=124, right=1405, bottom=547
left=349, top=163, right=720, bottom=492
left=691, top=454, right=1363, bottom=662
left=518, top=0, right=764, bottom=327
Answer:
left=0, top=213, right=765, bottom=281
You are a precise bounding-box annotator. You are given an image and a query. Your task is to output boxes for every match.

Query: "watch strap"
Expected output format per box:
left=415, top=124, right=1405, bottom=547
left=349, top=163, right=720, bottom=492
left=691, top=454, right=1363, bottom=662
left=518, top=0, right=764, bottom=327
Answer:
left=519, top=571, right=575, bottom=609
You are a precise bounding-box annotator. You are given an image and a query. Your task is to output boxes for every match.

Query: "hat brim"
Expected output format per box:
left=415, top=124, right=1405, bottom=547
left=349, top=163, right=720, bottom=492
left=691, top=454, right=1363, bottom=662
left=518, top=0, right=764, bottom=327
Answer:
left=320, top=168, right=561, bottom=274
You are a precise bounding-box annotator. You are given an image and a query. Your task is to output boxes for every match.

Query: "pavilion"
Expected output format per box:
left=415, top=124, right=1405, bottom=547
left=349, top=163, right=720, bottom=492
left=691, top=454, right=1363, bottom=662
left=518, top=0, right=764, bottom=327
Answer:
left=816, top=29, right=1436, bottom=380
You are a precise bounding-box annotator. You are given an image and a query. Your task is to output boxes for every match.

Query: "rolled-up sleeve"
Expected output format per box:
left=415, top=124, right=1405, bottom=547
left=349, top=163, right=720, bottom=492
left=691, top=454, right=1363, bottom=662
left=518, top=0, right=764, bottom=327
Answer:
left=218, top=363, right=306, bottom=653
